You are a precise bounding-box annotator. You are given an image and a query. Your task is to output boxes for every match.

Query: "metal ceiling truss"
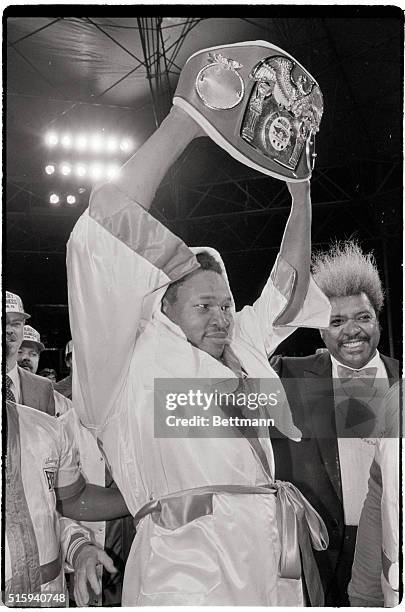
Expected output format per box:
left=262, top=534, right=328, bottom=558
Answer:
left=7, top=17, right=63, bottom=46
left=7, top=16, right=204, bottom=135
left=136, top=16, right=203, bottom=126
left=151, top=160, right=401, bottom=257
left=6, top=16, right=401, bottom=257
left=156, top=158, right=401, bottom=215
left=7, top=157, right=401, bottom=253
left=135, top=16, right=204, bottom=213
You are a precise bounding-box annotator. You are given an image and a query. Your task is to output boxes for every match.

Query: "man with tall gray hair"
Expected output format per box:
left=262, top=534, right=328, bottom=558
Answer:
left=271, top=240, right=399, bottom=605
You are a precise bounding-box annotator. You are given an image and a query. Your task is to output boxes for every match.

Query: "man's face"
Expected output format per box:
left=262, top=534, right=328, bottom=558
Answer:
left=163, top=270, right=234, bottom=359
left=18, top=342, right=40, bottom=374
left=6, top=313, right=25, bottom=362
left=320, top=293, right=380, bottom=368
left=43, top=371, right=57, bottom=383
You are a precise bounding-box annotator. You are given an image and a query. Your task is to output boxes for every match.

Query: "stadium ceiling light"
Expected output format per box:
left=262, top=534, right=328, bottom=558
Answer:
left=45, top=132, right=58, bottom=147
left=106, top=137, right=118, bottom=153
left=61, top=133, right=73, bottom=148
left=44, top=130, right=130, bottom=153
left=60, top=163, right=72, bottom=176
left=90, top=134, right=103, bottom=152
left=49, top=193, right=60, bottom=205
left=89, top=163, right=103, bottom=180
left=45, top=164, right=55, bottom=175
left=75, top=134, right=87, bottom=151
left=107, top=164, right=120, bottom=180
left=66, top=195, right=77, bottom=205
left=119, top=138, right=132, bottom=152
left=75, top=163, right=87, bottom=178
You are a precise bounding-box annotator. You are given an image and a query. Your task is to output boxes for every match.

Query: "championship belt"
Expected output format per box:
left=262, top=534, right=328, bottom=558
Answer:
left=173, top=41, right=323, bottom=182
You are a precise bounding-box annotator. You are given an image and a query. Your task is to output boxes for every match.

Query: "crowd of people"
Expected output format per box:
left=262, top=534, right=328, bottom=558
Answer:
left=4, top=41, right=400, bottom=608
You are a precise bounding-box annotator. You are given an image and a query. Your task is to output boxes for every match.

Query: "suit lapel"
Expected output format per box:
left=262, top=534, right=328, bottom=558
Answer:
left=380, top=354, right=399, bottom=386
left=303, top=354, right=342, bottom=502
left=18, top=367, right=39, bottom=411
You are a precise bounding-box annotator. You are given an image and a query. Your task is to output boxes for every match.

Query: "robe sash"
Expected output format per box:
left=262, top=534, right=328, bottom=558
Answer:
left=134, top=481, right=328, bottom=605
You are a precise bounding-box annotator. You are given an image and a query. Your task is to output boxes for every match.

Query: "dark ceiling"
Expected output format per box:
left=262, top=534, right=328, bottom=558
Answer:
left=5, top=8, right=403, bottom=367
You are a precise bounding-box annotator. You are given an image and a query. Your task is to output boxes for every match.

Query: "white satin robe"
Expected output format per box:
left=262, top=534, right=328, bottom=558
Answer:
left=67, top=182, right=331, bottom=605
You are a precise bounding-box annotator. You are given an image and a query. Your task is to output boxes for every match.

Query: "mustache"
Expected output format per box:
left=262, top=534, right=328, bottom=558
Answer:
left=6, top=334, right=17, bottom=342
left=19, top=359, right=33, bottom=371
left=207, top=322, right=231, bottom=332
left=340, top=335, right=368, bottom=342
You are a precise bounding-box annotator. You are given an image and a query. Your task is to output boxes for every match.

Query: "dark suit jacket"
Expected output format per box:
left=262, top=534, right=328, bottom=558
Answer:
left=270, top=351, right=399, bottom=595
left=18, top=366, right=55, bottom=416
left=54, top=374, right=72, bottom=400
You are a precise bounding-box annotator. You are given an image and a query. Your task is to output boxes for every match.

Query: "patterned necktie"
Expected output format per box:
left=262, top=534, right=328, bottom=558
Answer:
left=337, top=365, right=377, bottom=386
left=5, top=375, right=16, bottom=403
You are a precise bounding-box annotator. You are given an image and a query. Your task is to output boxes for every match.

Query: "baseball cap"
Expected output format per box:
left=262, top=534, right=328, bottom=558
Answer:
left=173, top=41, right=323, bottom=182
left=6, top=291, right=30, bottom=319
left=22, top=325, right=45, bottom=352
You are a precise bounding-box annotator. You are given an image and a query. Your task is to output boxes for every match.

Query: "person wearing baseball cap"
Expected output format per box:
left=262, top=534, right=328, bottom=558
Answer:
left=16, top=324, right=69, bottom=418
left=5, top=291, right=30, bottom=374
left=6, top=290, right=30, bottom=319
left=6, top=291, right=54, bottom=416
left=5, top=306, right=132, bottom=605
left=17, top=325, right=45, bottom=375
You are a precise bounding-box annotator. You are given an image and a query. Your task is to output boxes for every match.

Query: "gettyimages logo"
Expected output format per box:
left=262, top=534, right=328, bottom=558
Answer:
left=154, top=377, right=299, bottom=439
left=165, top=388, right=279, bottom=411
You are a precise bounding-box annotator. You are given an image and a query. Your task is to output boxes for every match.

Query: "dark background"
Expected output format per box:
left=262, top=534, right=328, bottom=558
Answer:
left=5, top=7, right=403, bottom=377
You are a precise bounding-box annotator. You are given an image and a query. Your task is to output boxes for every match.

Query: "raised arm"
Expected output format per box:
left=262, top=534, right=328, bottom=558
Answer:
left=276, top=180, right=311, bottom=324
left=236, top=179, right=330, bottom=356
left=113, top=106, right=204, bottom=211
left=68, top=108, right=204, bottom=430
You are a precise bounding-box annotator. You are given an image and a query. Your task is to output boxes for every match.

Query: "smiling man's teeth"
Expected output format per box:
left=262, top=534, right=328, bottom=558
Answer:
left=343, top=340, right=364, bottom=347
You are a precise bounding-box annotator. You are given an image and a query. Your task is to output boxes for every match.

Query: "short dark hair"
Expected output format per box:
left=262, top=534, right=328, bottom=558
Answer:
left=163, top=251, right=222, bottom=305
left=311, top=240, right=384, bottom=314
left=39, top=368, right=57, bottom=377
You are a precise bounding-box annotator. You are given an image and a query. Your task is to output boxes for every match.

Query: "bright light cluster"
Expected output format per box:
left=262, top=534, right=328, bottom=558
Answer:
left=44, top=131, right=133, bottom=154
left=44, top=129, right=127, bottom=206
left=49, top=193, right=78, bottom=206
left=44, top=162, right=121, bottom=180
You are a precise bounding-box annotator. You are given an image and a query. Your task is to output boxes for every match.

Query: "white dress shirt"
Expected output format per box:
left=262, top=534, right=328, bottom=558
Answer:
left=331, top=351, right=388, bottom=525
left=331, top=350, right=388, bottom=381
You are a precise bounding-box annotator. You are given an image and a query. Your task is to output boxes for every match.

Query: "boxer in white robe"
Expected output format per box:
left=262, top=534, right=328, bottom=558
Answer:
left=67, top=98, right=331, bottom=605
